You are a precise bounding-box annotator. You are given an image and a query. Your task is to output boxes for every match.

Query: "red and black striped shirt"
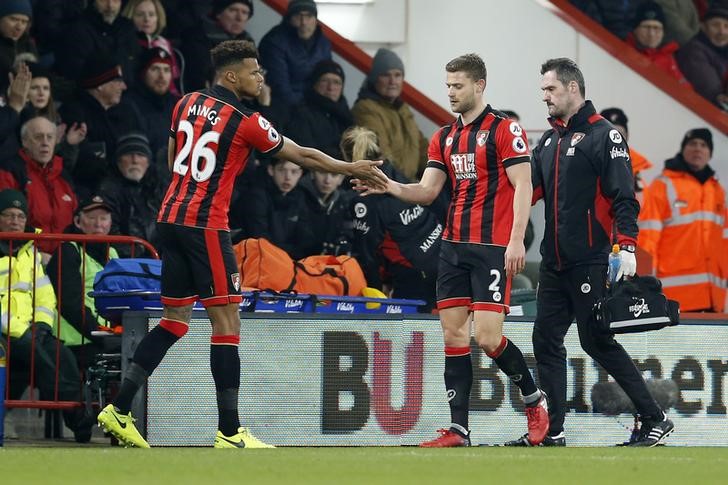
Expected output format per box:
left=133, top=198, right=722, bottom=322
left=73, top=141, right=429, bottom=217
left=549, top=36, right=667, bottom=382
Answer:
left=158, top=85, right=283, bottom=230
left=426, top=105, right=530, bottom=246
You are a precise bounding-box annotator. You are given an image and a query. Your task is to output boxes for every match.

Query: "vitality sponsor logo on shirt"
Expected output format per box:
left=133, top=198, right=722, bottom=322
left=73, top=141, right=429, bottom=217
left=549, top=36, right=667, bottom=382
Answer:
left=399, top=205, right=424, bottom=225
left=610, top=146, right=630, bottom=160
left=450, top=153, right=477, bottom=180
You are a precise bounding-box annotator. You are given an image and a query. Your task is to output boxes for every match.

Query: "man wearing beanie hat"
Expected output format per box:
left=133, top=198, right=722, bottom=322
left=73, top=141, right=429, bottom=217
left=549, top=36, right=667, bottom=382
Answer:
left=96, top=132, right=165, bottom=258
left=259, top=0, right=331, bottom=110
left=59, top=53, right=145, bottom=194
left=626, top=1, right=691, bottom=86
left=0, top=0, right=36, bottom=95
left=352, top=48, right=427, bottom=181
left=54, top=0, right=139, bottom=89
left=676, top=6, right=728, bottom=108
left=127, top=47, right=180, bottom=157
left=178, top=0, right=255, bottom=92
left=0, top=187, right=94, bottom=443
left=284, top=59, right=352, bottom=159
left=639, top=127, right=727, bottom=312
left=599, top=107, right=653, bottom=197
left=0, top=116, right=77, bottom=255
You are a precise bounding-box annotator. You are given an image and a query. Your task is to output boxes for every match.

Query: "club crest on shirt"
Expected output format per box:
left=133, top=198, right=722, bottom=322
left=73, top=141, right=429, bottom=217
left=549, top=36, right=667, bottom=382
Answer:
left=231, top=273, right=241, bottom=292
left=476, top=130, right=489, bottom=147
left=571, top=132, right=585, bottom=146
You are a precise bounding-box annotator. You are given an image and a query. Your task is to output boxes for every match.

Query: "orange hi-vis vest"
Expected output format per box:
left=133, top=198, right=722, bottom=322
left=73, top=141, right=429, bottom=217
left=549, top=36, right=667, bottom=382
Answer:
left=638, top=168, right=727, bottom=312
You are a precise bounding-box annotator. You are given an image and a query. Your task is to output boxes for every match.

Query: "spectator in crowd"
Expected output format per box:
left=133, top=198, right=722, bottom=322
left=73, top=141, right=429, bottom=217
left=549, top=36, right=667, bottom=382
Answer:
left=20, top=63, right=89, bottom=169
left=285, top=60, right=353, bottom=159
left=0, top=61, right=30, bottom=161
left=638, top=128, right=727, bottom=312
left=0, top=189, right=92, bottom=443
left=352, top=48, right=428, bottom=181
left=0, top=115, right=78, bottom=257
left=569, top=0, right=646, bottom=40
left=243, top=157, right=316, bottom=259
left=342, top=127, right=442, bottom=312
left=98, top=132, right=165, bottom=257
left=22, top=63, right=59, bottom=123
left=180, top=0, right=255, bottom=92
left=47, top=194, right=118, bottom=353
left=122, top=0, right=182, bottom=95
left=0, top=0, right=36, bottom=94
left=626, top=1, right=692, bottom=86
left=600, top=107, right=653, bottom=197
left=126, top=47, right=180, bottom=161
left=676, top=6, right=728, bottom=109
left=654, top=0, right=699, bottom=45
left=259, top=0, right=332, bottom=111
left=299, top=167, right=354, bottom=257
left=55, top=0, right=140, bottom=88
left=59, top=55, right=144, bottom=195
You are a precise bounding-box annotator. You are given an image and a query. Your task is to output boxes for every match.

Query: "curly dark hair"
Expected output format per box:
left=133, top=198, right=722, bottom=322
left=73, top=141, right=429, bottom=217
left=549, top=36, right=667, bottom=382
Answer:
left=210, top=40, right=258, bottom=71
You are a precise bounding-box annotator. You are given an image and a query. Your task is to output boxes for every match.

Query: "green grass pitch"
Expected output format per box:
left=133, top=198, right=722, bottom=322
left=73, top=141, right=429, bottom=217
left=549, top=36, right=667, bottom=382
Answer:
left=2, top=447, right=726, bottom=485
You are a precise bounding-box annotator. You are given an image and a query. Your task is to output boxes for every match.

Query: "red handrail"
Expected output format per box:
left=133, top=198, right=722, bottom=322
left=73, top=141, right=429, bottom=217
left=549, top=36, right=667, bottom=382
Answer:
left=0, top=233, right=160, bottom=258
left=543, top=0, right=728, bottom=134
left=260, top=0, right=453, bottom=126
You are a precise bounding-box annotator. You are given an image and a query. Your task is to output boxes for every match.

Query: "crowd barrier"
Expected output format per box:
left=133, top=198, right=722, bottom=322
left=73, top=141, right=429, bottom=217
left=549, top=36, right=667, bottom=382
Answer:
left=119, top=310, right=728, bottom=447
left=1, top=232, right=158, bottom=428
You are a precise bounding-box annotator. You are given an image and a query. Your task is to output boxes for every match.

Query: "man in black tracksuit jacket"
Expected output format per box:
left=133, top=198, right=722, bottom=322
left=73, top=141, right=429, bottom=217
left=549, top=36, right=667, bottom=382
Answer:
left=505, top=58, right=673, bottom=447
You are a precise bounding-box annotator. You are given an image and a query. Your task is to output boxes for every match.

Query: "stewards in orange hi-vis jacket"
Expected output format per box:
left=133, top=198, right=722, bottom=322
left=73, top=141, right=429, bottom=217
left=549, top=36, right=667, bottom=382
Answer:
left=638, top=128, right=727, bottom=312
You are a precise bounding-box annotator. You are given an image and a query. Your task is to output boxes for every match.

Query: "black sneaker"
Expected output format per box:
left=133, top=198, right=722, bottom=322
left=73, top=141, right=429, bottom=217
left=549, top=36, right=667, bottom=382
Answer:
left=627, top=414, right=674, bottom=447
left=503, top=432, right=566, bottom=447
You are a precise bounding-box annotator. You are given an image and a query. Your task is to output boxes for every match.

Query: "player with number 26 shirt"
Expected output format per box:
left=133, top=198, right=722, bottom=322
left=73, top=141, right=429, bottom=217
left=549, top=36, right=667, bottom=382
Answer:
left=97, top=40, right=386, bottom=450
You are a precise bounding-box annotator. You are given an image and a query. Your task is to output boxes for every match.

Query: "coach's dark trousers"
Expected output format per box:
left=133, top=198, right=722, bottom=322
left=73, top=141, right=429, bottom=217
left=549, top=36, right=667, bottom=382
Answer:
left=533, top=264, right=662, bottom=436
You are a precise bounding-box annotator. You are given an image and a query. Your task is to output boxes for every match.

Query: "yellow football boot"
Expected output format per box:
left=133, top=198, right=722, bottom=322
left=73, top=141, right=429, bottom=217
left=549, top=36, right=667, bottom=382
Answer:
left=97, top=404, right=150, bottom=448
left=214, top=427, right=275, bottom=448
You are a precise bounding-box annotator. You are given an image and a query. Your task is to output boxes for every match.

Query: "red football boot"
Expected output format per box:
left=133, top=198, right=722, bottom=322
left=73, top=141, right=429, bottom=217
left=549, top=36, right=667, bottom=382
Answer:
left=525, top=393, right=549, bottom=446
left=419, top=428, right=471, bottom=447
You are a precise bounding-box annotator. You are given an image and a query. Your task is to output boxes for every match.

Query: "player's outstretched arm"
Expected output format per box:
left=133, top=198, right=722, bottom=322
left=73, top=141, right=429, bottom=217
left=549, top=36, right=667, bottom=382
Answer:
left=277, top=136, right=387, bottom=189
left=353, top=166, right=446, bottom=207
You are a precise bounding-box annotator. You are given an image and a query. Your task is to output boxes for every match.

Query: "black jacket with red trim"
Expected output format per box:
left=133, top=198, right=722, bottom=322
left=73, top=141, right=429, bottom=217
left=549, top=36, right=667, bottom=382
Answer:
left=350, top=160, right=447, bottom=288
left=531, top=101, right=638, bottom=270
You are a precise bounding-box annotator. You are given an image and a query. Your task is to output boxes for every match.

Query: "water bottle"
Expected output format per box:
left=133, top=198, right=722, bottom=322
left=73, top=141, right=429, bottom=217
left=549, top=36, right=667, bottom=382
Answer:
left=607, top=244, right=621, bottom=287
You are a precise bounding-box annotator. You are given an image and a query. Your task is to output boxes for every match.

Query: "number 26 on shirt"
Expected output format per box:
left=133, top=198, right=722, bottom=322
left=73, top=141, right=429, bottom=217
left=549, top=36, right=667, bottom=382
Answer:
left=172, top=120, right=220, bottom=182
